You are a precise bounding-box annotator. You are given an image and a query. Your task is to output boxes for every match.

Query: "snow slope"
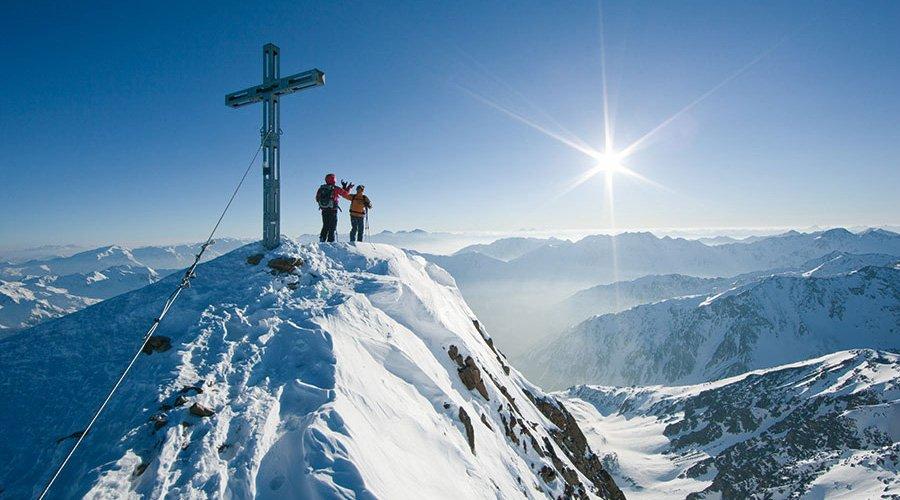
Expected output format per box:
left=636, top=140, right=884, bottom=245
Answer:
left=524, top=265, right=900, bottom=389
left=0, top=239, right=622, bottom=499
left=562, top=349, right=900, bottom=499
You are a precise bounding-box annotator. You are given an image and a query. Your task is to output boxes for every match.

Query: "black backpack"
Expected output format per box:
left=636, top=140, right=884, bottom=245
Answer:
left=316, top=184, right=335, bottom=209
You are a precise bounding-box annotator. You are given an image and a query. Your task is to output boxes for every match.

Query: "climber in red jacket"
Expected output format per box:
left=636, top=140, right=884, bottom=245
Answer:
left=315, top=173, right=353, bottom=242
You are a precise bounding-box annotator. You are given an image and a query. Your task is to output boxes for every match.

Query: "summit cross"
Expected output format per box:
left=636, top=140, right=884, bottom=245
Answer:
left=226, top=43, right=325, bottom=249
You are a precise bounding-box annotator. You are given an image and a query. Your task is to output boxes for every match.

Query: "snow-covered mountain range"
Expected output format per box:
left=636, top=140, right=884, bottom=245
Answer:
left=425, top=228, right=900, bottom=356
left=0, top=239, right=249, bottom=332
left=555, top=251, right=900, bottom=331
left=524, top=262, right=899, bottom=389
left=453, top=237, right=565, bottom=261
left=0, top=240, right=623, bottom=499
left=0, top=239, right=249, bottom=279
left=291, top=229, right=508, bottom=255
left=436, top=228, right=900, bottom=286
left=0, top=244, right=86, bottom=264
left=562, top=349, right=900, bottom=499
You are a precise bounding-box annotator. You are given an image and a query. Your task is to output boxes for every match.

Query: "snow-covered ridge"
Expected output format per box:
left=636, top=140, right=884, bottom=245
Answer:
left=0, top=239, right=622, bottom=499
left=562, top=349, right=900, bottom=499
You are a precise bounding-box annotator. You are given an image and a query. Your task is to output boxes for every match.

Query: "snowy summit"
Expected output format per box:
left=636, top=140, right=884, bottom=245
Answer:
left=0, top=239, right=622, bottom=499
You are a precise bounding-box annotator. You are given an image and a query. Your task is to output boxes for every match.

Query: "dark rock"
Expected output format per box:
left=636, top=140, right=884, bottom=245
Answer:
left=246, top=253, right=264, bottom=265
left=174, top=395, right=189, bottom=407
left=267, top=257, right=303, bottom=274
left=480, top=413, right=493, bottom=431
left=471, top=319, right=511, bottom=377
left=459, top=407, right=475, bottom=454
left=473, top=319, right=495, bottom=350
left=149, top=413, right=168, bottom=431
left=458, top=356, right=490, bottom=400
left=539, top=465, right=556, bottom=483
left=500, top=413, right=519, bottom=445
left=142, top=336, right=171, bottom=354
left=55, top=430, right=85, bottom=444
left=530, top=435, right=544, bottom=457
left=443, top=402, right=451, bottom=409
left=524, top=389, right=625, bottom=500
left=447, top=344, right=465, bottom=368
left=189, top=402, right=215, bottom=418
left=159, top=403, right=173, bottom=412
left=179, top=385, right=204, bottom=395
left=497, top=384, right=520, bottom=413
left=133, top=462, right=149, bottom=477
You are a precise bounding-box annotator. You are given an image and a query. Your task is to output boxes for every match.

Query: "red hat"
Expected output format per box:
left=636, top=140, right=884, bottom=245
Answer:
left=325, top=173, right=336, bottom=185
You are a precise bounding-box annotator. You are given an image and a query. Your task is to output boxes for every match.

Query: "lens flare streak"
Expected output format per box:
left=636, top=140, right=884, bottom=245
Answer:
left=456, top=84, right=604, bottom=161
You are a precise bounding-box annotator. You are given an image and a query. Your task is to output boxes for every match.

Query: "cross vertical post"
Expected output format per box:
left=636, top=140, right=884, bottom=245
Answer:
left=226, top=43, right=325, bottom=250
left=261, top=43, right=280, bottom=250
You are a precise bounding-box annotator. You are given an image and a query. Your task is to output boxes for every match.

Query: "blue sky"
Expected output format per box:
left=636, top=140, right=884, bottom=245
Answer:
left=1, top=0, right=898, bottom=246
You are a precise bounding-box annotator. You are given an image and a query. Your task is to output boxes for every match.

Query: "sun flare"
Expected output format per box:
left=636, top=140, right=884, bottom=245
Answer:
left=594, top=152, right=625, bottom=174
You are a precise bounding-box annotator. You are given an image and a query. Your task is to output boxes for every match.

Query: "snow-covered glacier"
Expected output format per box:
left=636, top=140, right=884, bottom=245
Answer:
left=0, top=240, right=622, bottom=499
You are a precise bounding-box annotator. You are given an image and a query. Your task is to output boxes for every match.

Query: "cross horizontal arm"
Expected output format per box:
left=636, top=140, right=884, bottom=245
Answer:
left=225, top=69, right=325, bottom=108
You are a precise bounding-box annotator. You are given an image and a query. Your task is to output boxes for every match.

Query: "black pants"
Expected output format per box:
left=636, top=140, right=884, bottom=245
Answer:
left=320, top=209, right=338, bottom=242
left=350, top=216, right=365, bottom=242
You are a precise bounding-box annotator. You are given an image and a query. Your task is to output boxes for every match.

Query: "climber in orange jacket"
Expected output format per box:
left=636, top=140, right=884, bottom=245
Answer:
left=348, top=185, right=372, bottom=242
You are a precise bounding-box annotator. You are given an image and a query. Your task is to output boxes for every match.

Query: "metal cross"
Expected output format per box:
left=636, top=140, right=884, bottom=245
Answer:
left=226, top=43, right=325, bottom=249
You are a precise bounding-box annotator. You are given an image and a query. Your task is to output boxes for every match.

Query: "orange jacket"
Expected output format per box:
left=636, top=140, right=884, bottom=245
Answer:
left=349, top=194, right=371, bottom=217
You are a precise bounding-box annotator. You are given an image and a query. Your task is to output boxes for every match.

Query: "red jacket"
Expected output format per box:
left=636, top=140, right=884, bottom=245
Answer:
left=332, top=186, right=352, bottom=206
left=320, top=175, right=351, bottom=209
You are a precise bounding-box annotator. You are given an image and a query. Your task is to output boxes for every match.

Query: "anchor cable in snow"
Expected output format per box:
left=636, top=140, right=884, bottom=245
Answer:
left=38, top=132, right=271, bottom=500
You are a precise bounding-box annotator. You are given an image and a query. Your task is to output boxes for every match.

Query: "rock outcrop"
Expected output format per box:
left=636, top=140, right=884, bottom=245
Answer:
left=141, top=336, right=171, bottom=354
left=448, top=345, right=490, bottom=400
left=266, top=257, right=302, bottom=274
left=458, top=407, right=475, bottom=454
left=525, top=389, right=625, bottom=500
left=188, top=403, right=214, bottom=418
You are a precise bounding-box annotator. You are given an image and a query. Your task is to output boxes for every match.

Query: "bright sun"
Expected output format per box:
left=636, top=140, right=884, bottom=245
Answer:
left=594, top=152, right=625, bottom=173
